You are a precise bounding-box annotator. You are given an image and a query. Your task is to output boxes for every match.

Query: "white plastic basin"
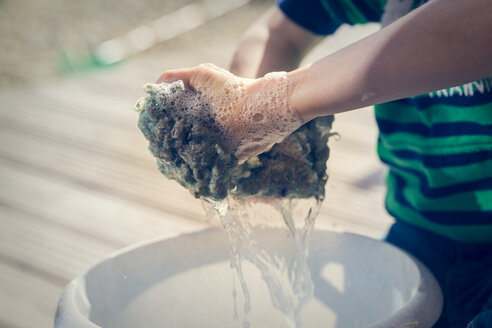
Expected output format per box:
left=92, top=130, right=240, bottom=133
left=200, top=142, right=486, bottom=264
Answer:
left=55, top=228, right=442, bottom=328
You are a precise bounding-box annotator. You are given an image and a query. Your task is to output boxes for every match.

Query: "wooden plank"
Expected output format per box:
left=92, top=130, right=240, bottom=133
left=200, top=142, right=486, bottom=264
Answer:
left=0, top=126, right=205, bottom=222
left=0, top=205, right=114, bottom=282
left=0, top=260, right=61, bottom=328
left=0, top=159, right=206, bottom=249
left=0, top=91, right=144, bottom=159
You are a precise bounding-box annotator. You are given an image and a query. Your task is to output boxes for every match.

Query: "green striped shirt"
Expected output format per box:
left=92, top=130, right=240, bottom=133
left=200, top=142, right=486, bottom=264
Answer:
left=376, top=81, right=492, bottom=243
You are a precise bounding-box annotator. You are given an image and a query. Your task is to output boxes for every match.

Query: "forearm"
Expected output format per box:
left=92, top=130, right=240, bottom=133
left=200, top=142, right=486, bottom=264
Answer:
left=230, top=7, right=320, bottom=78
left=229, top=24, right=303, bottom=78
left=288, top=0, right=492, bottom=122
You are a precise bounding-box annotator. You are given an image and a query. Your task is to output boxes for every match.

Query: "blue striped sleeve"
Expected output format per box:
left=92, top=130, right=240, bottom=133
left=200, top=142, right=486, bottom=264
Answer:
left=278, top=0, right=340, bottom=35
left=278, top=0, right=384, bottom=36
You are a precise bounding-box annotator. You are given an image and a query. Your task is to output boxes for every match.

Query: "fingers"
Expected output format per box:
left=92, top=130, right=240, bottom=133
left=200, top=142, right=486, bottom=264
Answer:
left=156, top=67, right=195, bottom=84
left=156, top=63, right=233, bottom=89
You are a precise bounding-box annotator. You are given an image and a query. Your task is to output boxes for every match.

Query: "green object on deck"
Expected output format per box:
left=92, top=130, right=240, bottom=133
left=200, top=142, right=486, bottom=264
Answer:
left=58, top=50, right=121, bottom=75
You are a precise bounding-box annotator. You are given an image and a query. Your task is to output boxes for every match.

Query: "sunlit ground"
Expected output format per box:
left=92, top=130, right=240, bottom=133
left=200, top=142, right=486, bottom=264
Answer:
left=0, top=1, right=392, bottom=327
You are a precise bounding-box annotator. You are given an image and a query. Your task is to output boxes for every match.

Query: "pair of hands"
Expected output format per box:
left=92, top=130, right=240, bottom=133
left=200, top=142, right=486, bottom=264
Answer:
left=156, top=63, right=304, bottom=162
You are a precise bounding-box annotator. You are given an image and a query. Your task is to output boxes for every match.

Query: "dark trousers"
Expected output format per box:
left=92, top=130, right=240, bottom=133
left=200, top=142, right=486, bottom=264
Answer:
left=385, top=221, right=492, bottom=328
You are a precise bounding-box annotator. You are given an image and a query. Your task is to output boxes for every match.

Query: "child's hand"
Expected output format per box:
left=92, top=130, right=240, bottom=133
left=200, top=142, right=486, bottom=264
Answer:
left=157, top=63, right=303, bottom=162
left=157, top=63, right=242, bottom=99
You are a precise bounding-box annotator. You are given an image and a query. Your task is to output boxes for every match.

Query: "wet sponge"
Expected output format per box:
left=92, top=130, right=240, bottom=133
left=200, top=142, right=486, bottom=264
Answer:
left=136, top=81, right=334, bottom=201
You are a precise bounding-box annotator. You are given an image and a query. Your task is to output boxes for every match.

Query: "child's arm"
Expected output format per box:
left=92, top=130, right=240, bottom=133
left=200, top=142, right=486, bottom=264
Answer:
left=157, top=0, right=492, bottom=159
left=289, top=0, right=492, bottom=121
left=229, top=6, right=322, bottom=78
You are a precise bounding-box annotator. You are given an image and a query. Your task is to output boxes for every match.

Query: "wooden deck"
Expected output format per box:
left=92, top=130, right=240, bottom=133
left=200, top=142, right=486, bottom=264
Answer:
left=0, top=4, right=392, bottom=328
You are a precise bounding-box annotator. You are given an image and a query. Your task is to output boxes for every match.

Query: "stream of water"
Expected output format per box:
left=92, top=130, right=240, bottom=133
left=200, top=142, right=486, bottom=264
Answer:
left=203, top=196, right=321, bottom=328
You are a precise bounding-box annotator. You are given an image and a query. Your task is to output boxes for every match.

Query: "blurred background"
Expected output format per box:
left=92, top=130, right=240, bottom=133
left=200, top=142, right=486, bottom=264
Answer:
left=0, top=0, right=392, bottom=327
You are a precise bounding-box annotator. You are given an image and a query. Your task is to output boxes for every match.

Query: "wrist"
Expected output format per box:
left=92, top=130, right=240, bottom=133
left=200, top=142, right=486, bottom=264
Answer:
left=286, top=65, right=320, bottom=123
left=254, top=71, right=304, bottom=130
left=233, top=72, right=303, bottom=161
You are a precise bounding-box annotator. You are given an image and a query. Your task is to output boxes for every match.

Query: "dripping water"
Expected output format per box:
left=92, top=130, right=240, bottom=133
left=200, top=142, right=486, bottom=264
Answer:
left=203, top=196, right=321, bottom=328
